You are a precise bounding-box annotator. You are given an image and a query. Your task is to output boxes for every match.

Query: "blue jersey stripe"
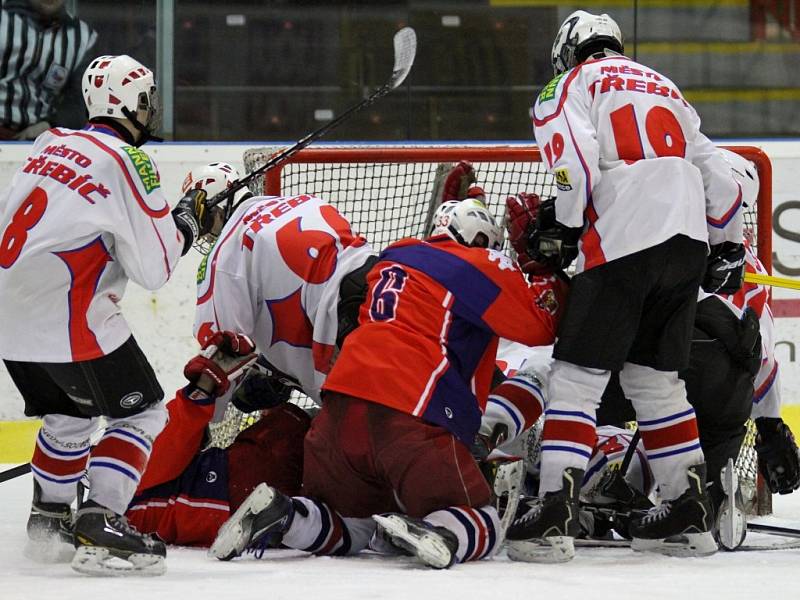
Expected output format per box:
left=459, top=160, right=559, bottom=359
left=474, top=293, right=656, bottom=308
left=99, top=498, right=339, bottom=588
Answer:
left=379, top=243, right=501, bottom=328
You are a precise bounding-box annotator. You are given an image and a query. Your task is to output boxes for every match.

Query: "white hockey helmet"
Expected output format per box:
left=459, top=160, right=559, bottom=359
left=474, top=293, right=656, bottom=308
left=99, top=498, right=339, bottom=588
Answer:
left=720, top=148, right=759, bottom=208
left=442, top=198, right=504, bottom=250
left=430, top=200, right=460, bottom=236
left=181, top=162, right=251, bottom=253
left=551, top=10, right=624, bottom=75
left=82, top=55, right=160, bottom=143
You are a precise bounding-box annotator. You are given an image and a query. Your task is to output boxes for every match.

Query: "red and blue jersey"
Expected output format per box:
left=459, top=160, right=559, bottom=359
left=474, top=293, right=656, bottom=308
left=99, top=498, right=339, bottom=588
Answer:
left=127, top=389, right=230, bottom=546
left=322, top=236, right=560, bottom=445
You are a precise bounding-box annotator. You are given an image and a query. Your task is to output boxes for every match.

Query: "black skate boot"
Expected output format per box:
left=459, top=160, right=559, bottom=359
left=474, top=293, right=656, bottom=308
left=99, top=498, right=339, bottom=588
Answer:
left=210, top=482, right=295, bottom=561
left=372, top=513, right=459, bottom=569
left=25, top=480, right=74, bottom=563
left=72, top=499, right=166, bottom=576
left=715, top=458, right=747, bottom=551
left=505, top=467, right=583, bottom=563
left=629, top=463, right=718, bottom=557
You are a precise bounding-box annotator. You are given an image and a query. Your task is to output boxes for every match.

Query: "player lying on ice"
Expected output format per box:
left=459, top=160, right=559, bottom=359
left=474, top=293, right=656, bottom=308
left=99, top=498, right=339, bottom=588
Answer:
left=207, top=198, right=568, bottom=569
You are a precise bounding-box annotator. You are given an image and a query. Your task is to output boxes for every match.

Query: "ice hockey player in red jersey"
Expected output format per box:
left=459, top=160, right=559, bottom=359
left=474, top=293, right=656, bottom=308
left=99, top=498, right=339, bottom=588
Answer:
left=125, top=331, right=310, bottom=547
left=507, top=10, right=744, bottom=562
left=208, top=198, right=566, bottom=568
left=0, top=55, right=213, bottom=576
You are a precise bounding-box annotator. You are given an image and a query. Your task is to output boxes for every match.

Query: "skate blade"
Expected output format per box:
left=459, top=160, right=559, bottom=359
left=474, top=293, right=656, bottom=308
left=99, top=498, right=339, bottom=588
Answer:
left=209, top=483, right=275, bottom=561
left=506, top=536, right=575, bottom=563
left=71, top=546, right=166, bottom=577
left=631, top=532, right=717, bottom=557
left=718, top=459, right=747, bottom=551
left=372, top=515, right=453, bottom=569
left=23, top=538, right=74, bottom=564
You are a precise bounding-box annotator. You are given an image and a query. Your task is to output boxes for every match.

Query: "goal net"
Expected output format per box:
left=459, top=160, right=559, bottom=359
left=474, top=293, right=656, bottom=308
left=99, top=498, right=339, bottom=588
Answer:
left=217, top=143, right=773, bottom=514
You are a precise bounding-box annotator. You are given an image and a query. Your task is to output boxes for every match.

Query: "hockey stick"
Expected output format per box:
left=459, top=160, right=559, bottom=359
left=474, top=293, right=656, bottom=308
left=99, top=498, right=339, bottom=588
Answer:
left=744, top=272, right=800, bottom=291
left=619, top=428, right=640, bottom=478
left=748, top=522, right=800, bottom=538
left=0, top=462, right=31, bottom=483
left=206, top=27, right=417, bottom=211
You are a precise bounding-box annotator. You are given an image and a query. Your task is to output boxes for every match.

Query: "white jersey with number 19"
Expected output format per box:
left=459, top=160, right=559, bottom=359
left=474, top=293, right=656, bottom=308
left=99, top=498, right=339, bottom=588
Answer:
left=531, top=55, right=743, bottom=273
left=0, top=125, right=184, bottom=363
left=194, top=194, right=375, bottom=403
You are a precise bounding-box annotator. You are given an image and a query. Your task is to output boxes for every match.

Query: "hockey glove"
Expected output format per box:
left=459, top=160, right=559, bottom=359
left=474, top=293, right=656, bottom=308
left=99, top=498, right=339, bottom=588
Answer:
left=755, top=417, right=800, bottom=494
left=505, top=192, right=547, bottom=275
left=471, top=423, right=510, bottom=486
left=172, top=189, right=210, bottom=255
left=442, top=161, right=477, bottom=201
left=184, top=331, right=258, bottom=397
left=231, top=355, right=298, bottom=412
left=526, top=197, right=581, bottom=272
left=703, top=242, right=746, bottom=295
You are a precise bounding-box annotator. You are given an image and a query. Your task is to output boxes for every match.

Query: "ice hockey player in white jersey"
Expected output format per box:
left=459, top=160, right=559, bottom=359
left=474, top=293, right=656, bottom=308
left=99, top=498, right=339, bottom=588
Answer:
left=187, top=163, right=377, bottom=407
left=0, top=55, right=212, bottom=576
left=509, top=10, right=745, bottom=562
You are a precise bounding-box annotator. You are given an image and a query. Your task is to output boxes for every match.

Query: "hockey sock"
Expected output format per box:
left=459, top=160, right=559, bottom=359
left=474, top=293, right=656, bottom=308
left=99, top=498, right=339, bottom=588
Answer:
left=281, top=497, right=372, bottom=556
left=31, top=414, right=97, bottom=504
left=539, top=361, right=608, bottom=495
left=621, top=363, right=705, bottom=501
left=485, top=371, right=545, bottom=442
left=424, top=505, right=500, bottom=563
left=86, top=403, right=167, bottom=515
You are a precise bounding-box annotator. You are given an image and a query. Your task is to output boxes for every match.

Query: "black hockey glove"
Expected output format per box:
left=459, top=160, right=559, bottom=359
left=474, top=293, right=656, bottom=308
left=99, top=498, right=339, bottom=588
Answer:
left=470, top=423, right=509, bottom=486
left=702, top=242, right=746, bottom=295
left=755, top=417, right=800, bottom=494
left=231, top=355, right=299, bottom=413
left=526, top=197, right=581, bottom=272
left=172, top=189, right=210, bottom=255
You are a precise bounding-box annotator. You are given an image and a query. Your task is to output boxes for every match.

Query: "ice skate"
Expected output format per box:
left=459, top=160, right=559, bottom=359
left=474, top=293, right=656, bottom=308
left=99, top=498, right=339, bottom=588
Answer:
left=630, top=463, right=718, bottom=557
left=24, top=480, right=74, bottom=563
left=716, top=458, right=747, bottom=551
left=72, top=500, right=166, bottom=576
left=209, top=482, right=295, bottom=561
left=372, top=513, right=459, bottom=569
left=505, top=467, right=583, bottom=563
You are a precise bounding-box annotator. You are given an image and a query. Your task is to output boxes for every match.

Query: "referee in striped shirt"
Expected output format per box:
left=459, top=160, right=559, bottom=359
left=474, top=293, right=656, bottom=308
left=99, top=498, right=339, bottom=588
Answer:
left=0, top=0, right=96, bottom=139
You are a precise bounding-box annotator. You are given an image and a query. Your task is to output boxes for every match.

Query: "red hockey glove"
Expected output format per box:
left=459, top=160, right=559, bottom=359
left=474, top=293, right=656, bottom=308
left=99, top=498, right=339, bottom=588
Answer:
left=184, top=331, right=258, bottom=397
left=442, top=161, right=477, bottom=201
left=505, top=192, right=552, bottom=275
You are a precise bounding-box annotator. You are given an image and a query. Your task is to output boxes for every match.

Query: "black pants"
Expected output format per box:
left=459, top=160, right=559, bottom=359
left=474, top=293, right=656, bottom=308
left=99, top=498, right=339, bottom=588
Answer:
left=555, top=235, right=707, bottom=371
left=599, top=296, right=761, bottom=507
left=4, top=336, right=164, bottom=419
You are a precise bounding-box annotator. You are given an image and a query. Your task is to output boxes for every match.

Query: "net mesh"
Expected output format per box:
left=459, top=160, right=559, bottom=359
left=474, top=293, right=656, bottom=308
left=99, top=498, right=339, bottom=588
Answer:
left=212, top=143, right=771, bottom=514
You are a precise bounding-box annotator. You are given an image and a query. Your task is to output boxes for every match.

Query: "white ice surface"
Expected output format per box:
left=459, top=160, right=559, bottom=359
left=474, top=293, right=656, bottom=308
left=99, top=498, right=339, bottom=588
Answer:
left=2, top=466, right=800, bottom=600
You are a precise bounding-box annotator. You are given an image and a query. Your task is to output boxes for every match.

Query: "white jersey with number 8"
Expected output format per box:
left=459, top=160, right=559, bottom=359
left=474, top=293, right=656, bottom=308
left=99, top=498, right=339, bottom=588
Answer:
left=531, top=55, right=743, bottom=273
left=194, top=194, right=375, bottom=404
left=0, top=125, right=184, bottom=363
